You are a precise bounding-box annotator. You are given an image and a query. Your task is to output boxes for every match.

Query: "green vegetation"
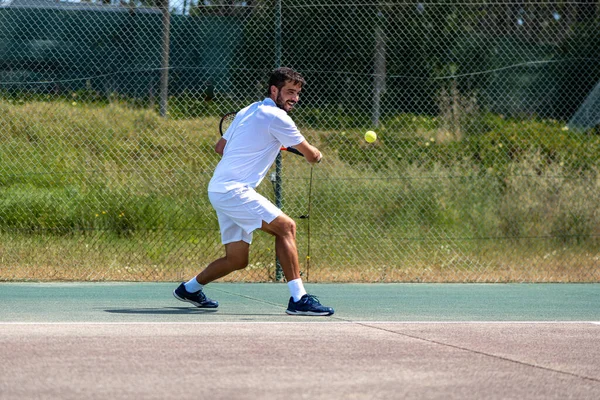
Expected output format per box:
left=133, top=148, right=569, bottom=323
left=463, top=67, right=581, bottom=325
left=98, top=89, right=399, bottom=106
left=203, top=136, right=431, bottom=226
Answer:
left=0, top=100, right=598, bottom=282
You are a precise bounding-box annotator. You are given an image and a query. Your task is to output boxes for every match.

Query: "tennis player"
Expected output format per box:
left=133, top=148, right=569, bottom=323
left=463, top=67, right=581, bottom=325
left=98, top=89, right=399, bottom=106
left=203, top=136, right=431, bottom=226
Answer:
left=173, top=67, right=334, bottom=316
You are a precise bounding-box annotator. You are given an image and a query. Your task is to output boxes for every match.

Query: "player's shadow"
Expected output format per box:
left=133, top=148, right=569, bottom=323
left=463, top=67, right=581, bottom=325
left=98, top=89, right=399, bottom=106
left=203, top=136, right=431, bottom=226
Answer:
left=104, top=307, right=218, bottom=315
left=103, top=307, right=284, bottom=317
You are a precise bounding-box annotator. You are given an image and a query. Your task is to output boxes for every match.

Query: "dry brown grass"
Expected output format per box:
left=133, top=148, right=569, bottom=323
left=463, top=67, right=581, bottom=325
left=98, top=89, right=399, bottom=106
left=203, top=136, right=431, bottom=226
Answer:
left=2, top=234, right=597, bottom=283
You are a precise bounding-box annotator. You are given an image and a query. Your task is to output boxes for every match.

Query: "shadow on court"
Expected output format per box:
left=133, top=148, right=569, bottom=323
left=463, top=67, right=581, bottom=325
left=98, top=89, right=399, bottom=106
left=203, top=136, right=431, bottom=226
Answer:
left=1, top=282, right=599, bottom=400
left=103, top=307, right=283, bottom=317
left=104, top=307, right=219, bottom=315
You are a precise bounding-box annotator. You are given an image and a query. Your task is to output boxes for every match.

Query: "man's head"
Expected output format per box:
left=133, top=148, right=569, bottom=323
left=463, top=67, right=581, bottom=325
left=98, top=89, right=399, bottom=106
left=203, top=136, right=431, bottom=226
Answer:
left=267, top=67, right=305, bottom=113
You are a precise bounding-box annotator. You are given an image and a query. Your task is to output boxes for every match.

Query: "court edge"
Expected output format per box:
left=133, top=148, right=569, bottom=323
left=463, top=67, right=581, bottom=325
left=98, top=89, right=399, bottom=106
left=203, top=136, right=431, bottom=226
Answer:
left=0, top=321, right=598, bottom=325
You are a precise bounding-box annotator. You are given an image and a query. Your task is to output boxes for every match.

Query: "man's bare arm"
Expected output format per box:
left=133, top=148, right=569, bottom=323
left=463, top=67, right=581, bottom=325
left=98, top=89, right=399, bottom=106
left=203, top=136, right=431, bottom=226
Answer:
left=215, top=138, right=227, bottom=155
left=294, top=140, right=322, bottom=164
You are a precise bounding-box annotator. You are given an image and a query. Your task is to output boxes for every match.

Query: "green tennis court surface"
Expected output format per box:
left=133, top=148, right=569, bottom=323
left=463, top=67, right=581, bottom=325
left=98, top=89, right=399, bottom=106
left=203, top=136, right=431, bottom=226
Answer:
left=1, top=282, right=598, bottom=322
left=1, top=283, right=599, bottom=399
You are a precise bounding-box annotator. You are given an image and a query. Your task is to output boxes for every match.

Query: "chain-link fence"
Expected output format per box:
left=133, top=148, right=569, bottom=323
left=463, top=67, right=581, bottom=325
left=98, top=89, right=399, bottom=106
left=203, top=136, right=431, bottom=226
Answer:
left=1, top=0, right=599, bottom=282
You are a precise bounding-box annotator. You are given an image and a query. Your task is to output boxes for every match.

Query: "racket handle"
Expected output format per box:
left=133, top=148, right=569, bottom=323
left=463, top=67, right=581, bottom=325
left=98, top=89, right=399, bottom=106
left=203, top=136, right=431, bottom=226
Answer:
left=283, top=146, right=304, bottom=157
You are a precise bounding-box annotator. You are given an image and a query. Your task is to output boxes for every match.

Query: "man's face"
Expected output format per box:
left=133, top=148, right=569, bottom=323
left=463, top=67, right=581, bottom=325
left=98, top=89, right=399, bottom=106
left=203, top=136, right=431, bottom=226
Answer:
left=272, top=80, right=302, bottom=113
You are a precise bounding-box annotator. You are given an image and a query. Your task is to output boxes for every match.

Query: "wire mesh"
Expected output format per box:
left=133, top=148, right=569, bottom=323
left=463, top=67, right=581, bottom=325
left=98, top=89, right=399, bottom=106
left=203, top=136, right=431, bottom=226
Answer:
left=0, top=0, right=598, bottom=282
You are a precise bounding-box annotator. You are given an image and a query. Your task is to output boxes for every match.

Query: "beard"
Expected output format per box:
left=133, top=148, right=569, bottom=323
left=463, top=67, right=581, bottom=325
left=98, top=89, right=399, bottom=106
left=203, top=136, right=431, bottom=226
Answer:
left=275, top=92, right=294, bottom=112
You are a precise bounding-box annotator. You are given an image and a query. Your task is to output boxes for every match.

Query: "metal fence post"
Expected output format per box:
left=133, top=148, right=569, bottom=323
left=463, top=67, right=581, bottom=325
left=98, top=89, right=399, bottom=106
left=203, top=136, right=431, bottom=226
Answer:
left=273, top=0, right=284, bottom=282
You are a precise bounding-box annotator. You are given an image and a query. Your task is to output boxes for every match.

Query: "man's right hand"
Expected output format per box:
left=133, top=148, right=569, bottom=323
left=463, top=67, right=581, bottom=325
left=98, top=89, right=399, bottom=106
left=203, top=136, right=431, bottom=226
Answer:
left=295, top=141, right=322, bottom=164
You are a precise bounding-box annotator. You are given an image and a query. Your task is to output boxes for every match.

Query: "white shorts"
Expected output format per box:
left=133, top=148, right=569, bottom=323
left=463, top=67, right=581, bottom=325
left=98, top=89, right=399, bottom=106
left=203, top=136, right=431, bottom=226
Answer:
left=208, top=187, right=282, bottom=245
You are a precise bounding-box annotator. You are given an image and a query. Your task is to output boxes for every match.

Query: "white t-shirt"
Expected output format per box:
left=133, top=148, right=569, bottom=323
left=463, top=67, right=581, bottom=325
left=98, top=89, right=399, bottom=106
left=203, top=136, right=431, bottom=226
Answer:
left=208, top=98, right=305, bottom=193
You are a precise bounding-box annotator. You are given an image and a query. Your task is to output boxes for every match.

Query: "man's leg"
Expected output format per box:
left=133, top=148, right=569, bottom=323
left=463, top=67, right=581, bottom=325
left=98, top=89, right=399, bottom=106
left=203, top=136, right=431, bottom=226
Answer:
left=260, top=214, right=300, bottom=281
left=261, top=215, right=334, bottom=316
left=195, top=240, right=250, bottom=284
left=173, top=241, right=249, bottom=308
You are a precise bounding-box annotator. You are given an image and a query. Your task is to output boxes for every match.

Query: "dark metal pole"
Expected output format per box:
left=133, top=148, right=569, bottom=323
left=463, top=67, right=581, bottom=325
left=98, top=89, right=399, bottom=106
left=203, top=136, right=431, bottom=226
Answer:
left=274, top=154, right=283, bottom=281
left=274, top=0, right=284, bottom=281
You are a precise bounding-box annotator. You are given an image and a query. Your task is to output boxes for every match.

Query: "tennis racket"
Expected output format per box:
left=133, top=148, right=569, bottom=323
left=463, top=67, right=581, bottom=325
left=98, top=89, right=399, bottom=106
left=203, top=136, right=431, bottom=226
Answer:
left=219, top=112, right=304, bottom=157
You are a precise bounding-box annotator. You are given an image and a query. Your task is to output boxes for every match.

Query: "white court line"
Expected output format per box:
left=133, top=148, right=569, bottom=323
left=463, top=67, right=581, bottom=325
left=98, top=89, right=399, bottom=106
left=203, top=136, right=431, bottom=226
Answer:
left=0, top=321, right=598, bottom=325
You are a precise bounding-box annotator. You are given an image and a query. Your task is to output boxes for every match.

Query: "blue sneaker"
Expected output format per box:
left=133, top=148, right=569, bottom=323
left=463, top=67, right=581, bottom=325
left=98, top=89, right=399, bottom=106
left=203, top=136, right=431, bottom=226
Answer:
left=286, top=294, right=334, bottom=316
left=173, top=283, right=218, bottom=308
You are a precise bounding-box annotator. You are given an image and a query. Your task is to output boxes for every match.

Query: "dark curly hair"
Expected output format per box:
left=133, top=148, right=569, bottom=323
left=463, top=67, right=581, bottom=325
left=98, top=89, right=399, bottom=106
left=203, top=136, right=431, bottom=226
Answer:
left=266, top=67, right=305, bottom=96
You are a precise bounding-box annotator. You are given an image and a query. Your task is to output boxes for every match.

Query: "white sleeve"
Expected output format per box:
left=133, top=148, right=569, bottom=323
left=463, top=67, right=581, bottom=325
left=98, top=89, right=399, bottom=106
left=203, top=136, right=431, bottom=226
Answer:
left=269, top=113, right=305, bottom=148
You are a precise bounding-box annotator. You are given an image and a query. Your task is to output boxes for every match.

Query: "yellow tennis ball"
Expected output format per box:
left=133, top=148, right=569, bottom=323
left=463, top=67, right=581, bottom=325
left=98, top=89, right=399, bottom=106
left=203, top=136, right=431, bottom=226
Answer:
left=365, top=130, right=377, bottom=143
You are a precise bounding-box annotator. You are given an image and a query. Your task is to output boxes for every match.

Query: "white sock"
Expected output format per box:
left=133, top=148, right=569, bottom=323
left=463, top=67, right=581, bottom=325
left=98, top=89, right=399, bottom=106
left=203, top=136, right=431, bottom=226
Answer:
left=184, top=277, right=203, bottom=293
left=287, top=278, right=307, bottom=302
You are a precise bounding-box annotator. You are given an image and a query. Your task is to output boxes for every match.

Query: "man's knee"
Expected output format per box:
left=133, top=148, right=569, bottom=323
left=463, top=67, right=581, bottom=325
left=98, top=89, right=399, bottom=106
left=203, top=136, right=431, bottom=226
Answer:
left=224, top=252, right=248, bottom=270
left=281, top=217, right=296, bottom=236
left=231, top=257, right=249, bottom=270
left=225, top=241, right=250, bottom=270
left=260, top=214, right=298, bottom=240
left=269, top=215, right=296, bottom=237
